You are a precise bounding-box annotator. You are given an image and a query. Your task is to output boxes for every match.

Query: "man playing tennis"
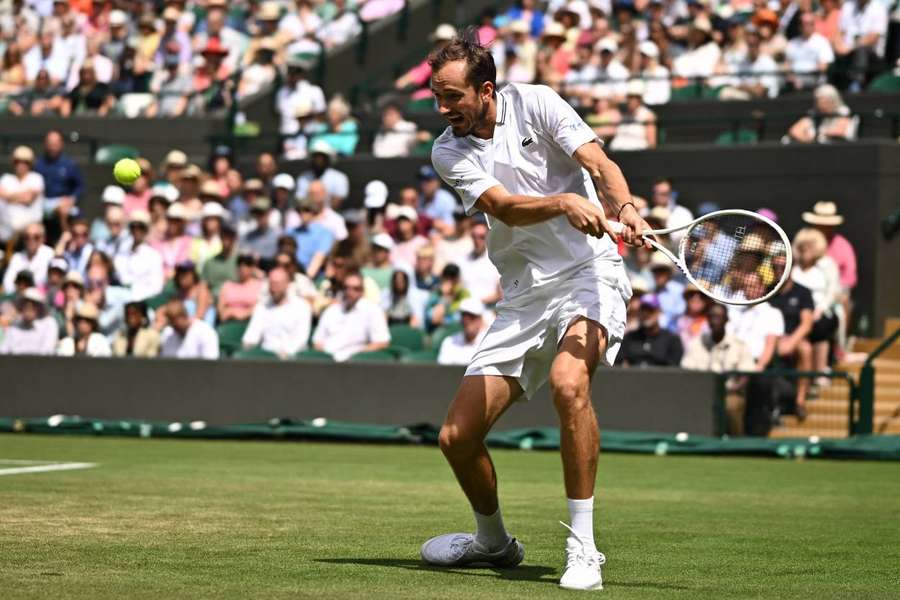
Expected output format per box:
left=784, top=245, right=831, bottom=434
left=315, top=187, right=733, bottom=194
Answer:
left=420, top=32, right=651, bottom=591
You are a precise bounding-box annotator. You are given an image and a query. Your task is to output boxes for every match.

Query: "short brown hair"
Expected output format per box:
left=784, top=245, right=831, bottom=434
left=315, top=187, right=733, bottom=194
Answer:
left=427, top=27, right=496, bottom=95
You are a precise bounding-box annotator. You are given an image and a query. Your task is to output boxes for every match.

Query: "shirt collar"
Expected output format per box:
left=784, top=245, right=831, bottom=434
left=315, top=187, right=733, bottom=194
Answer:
left=466, top=91, right=507, bottom=147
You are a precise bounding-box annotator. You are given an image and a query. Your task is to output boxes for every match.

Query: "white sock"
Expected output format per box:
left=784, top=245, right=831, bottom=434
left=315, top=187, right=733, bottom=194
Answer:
left=567, top=496, right=595, bottom=549
left=474, top=508, right=510, bottom=549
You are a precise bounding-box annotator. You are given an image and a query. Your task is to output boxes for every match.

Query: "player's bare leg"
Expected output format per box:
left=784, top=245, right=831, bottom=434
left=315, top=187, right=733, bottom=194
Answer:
left=420, top=375, right=526, bottom=567
left=550, top=316, right=608, bottom=590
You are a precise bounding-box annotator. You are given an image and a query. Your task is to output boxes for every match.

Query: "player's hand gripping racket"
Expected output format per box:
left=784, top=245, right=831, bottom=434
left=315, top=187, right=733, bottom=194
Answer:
left=609, top=209, right=793, bottom=306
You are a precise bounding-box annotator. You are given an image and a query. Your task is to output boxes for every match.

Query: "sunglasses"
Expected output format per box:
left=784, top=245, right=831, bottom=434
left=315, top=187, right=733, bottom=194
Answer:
left=344, top=285, right=363, bottom=291
left=25, top=234, right=43, bottom=241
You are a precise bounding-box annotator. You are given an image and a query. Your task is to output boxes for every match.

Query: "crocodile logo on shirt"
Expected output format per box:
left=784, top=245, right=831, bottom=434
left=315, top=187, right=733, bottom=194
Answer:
left=521, top=137, right=534, bottom=147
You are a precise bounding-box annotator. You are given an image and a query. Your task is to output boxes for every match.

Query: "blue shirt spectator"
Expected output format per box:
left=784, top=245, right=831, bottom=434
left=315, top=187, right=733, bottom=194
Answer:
left=649, top=253, right=686, bottom=331
left=503, top=3, right=545, bottom=38
left=292, top=220, right=334, bottom=273
left=34, top=131, right=84, bottom=216
left=417, top=165, right=459, bottom=227
left=295, top=141, right=350, bottom=208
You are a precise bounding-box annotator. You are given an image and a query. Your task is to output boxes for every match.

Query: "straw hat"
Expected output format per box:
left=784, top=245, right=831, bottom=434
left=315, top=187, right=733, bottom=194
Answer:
left=129, top=210, right=152, bottom=226
left=802, top=201, right=843, bottom=226
left=75, top=302, right=100, bottom=323
left=429, top=23, right=457, bottom=42
left=12, top=145, right=35, bottom=163
left=541, top=21, right=567, bottom=40
left=200, top=180, right=223, bottom=198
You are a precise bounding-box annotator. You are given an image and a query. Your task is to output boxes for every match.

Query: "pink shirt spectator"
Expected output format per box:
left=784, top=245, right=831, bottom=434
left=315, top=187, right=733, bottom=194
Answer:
left=219, top=278, right=263, bottom=316
left=826, top=233, right=857, bottom=290
left=391, top=235, right=428, bottom=268
left=405, top=60, right=433, bottom=100
left=151, top=235, right=192, bottom=278
left=123, top=190, right=150, bottom=216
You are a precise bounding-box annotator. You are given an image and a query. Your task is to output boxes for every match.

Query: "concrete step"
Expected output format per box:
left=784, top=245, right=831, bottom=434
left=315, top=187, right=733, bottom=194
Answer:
left=884, top=318, right=900, bottom=336
left=805, top=399, right=900, bottom=417
left=851, top=338, right=900, bottom=358
left=769, top=425, right=848, bottom=439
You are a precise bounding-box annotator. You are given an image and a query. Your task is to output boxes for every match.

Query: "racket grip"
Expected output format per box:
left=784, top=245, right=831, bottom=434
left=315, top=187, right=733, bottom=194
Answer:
left=608, top=220, right=625, bottom=234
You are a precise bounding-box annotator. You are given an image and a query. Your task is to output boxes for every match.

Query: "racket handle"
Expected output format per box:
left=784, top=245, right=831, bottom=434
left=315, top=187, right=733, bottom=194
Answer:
left=608, top=220, right=625, bottom=234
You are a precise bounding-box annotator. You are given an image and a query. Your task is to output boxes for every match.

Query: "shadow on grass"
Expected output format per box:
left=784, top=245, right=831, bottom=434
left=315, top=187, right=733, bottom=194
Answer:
left=315, top=558, right=559, bottom=585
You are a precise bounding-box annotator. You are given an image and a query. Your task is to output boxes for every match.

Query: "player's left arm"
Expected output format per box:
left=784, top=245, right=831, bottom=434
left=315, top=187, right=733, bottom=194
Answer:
left=572, top=141, right=651, bottom=249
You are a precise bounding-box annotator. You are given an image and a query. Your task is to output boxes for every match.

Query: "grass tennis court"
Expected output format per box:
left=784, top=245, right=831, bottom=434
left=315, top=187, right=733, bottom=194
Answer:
left=2, top=435, right=898, bottom=599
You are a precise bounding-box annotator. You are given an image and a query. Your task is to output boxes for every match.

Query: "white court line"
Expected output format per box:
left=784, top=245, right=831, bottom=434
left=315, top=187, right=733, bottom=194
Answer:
left=0, top=462, right=97, bottom=476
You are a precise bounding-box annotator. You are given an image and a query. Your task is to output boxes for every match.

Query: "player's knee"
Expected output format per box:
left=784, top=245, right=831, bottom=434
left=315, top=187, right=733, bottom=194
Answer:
left=550, top=374, right=590, bottom=416
left=438, top=423, right=478, bottom=457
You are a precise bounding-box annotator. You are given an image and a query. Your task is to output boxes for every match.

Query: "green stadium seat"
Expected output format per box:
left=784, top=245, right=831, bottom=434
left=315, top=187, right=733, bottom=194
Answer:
left=715, top=129, right=758, bottom=146
left=400, top=349, right=439, bottom=364
left=94, top=144, right=140, bottom=165
left=670, top=82, right=705, bottom=102
left=232, top=346, right=278, bottom=360
left=388, top=324, right=425, bottom=351
left=216, top=320, right=249, bottom=357
left=867, top=74, right=900, bottom=92
left=294, top=349, right=335, bottom=362
left=348, top=350, right=397, bottom=362
left=430, top=323, right=462, bottom=351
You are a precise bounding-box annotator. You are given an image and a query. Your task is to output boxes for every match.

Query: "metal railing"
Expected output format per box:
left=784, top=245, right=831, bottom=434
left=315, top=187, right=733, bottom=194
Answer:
left=857, top=327, right=900, bottom=435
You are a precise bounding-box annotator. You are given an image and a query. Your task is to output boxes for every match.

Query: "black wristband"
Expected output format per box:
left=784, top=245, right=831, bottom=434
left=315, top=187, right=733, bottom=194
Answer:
left=617, top=202, right=636, bottom=220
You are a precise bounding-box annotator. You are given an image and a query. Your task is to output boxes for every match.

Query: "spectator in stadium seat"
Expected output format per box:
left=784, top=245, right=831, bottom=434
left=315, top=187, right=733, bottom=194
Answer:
left=588, top=38, right=630, bottom=103
left=8, top=68, right=67, bottom=116
left=648, top=251, right=685, bottom=331
left=112, top=301, right=160, bottom=358
left=802, top=202, right=856, bottom=293
left=56, top=218, right=94, bottom=277
left=390, top=206, right=429, bottom=268
left=304, top=179, right=347, bottom=242
left=769, top=255, right=815, bottom=417
left=373, top=103, right=420, bottom=158
left=682, top=303, right=756, bottom=434
left=563, top=35, right=603, bottom=107
left=277, top=59, right=327, bottom=158
left=0, top=43, right=27, bottom=97
left=44, top=258, right=69, bottom=310
left=201, top=225, right=239, bottom=298
left=383, top=267, right=428, bottom=328
left=173, top=261, right=215, bottom=326
left=437, top=297, right=488, bottom=366
left=151, top=203, right=193, bottom=279
left=56, top=301, right=111, bottom=357
left=192, top=38, right=234, bottom=115
left=190, top=201, right=228, bottom=269
left=34, top=131, right=83, bottom=234
left=676, top=283, right=709, bottom=350
left=279, top=0, right=323, bottom=40
left=308, top=95, right=358, bottom=156
left=727, top=274, right=785, bottom=372
left=0, top=288, right=58, bottom=355
left=83, top=263, right=130, bottom=338
left=585, top=93, right=621, bottom=147
left=609, top=80, right=657, bottom=151
left=638, top=41, right=671, bottom=105
left=241, top=266, right=312, bottom=358
left=3, top=223, right=54, bottom=294
left=414, top=245, right=439, bottom=292
left=146, top=51, right=193, bottom=118
left=786, top=84, right=856, bottom=144
left=458, top=221, right=501, bottom=306
left=650, top=177, right=693, bottom=243
left=791, top=228, right=841, bottom=380
left=56, top=271, right=84, bottom=333
left=416, top=165, right=458, bottom=236
left=292, top=199, right=334, bottom=279
left=312, top=271, right=391, bottom=361
left=0, top=145, right=45, bottom=247
left=717, top=26, right=780, bottom=100
left=61, top=60, right=114, bottom=116
left=362, top=233, right=396, bottom=292
left=425, top=263, right=470, bottom=333
left=218, top=253, right=264, bottom=323
left=295, top=140, right=349, bottom=208
left=616, top=294, right=684, bottom=367
left=240, top=197, right=280, bottom=264
left=114, top=210, right=164, bottom=302
left=535, top=21, right=572, bottom=89
left=264, top=251, right=318, bottom=306
left=238, top=40, right=278, bottom=100
left=833, top=0, right=889, bottom=90
left=89, top=185, right=126, bottom=244
left=93, top=205, right=131, bottom=262
left=673, top=16, right=721, bottom=80
left=394, top=23, right=457, bottom=103
left=159, top=299, right=220, bottom=360
left=195, top=0, right=247, bottom=73
left=156, top=7, right=193, bottom=68
left=785, top=11, right=835, bottom=91
left=23, top=25, right=70, bottom=85
left=386, top=185, right=434, bottom=238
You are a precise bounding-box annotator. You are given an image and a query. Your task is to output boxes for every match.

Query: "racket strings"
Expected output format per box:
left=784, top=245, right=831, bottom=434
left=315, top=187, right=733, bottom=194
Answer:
left=682, top=214, right=788, bottom=303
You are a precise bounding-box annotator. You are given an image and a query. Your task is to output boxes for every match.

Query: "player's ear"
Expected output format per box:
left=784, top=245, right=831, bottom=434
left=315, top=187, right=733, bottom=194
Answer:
left=480, top=80, right=494, bottom=102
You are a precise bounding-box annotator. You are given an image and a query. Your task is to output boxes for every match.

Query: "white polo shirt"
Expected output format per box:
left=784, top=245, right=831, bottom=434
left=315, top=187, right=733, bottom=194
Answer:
left=160, top=320, right=220, bottom=360
left=312, top=298, right=391, bottom=362
left=431, top=83, right=620, bottom=307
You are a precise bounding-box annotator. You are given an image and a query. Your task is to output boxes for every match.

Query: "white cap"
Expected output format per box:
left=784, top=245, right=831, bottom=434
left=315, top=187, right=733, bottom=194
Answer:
left=102, top=185, right=126, bottom=205
left=308, top=139, right=336, bottom=159
left=459, top=297, right=485, bottom=317
left=597, top=37, right=618, bottom=53
left=166, top=202, right=189, bottom=220
left=626, top=79, right=646, bottom=97
left=394, top=205, right=418, bottom=222
left=371, top=232, right=395, bottom=250
left=109, top=9, right=128, bottom=26
left=272, top=173, right=295, bottom=190
left=429, top=23, right=457, bottom=42
left=364, top=180, right=388, bottom=209
left=151, top=182, right=179, bottom=203
left=201, top=202, right=229, bottom=220
left=639, top=40, right=659, bottom=58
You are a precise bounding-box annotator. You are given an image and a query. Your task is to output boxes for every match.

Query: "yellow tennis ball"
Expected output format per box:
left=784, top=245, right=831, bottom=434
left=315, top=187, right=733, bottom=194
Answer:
left=113, top=158, right=141, bottom=185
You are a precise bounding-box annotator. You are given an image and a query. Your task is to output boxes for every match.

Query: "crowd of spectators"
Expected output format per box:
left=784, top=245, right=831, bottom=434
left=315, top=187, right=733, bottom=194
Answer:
left=0, top=130, right=508, bottom=365
left=0, top=0, right=404, bottom=119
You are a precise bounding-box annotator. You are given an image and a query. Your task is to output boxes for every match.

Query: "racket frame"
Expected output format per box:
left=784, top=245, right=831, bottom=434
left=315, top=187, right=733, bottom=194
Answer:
left=609, top=209, right=793, bottom=306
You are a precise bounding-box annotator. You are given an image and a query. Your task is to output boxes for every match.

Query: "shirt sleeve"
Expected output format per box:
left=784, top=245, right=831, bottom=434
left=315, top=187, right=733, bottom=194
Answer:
left=202, top=326, right=220, bottom=359
left=311, top=307, right=331, bottom=346
left=242, top=305, right=264, bottom=347
left=531, top=84, right=598, bottom=157
left=367, top=303, right=391, bottom=345
left=431, top=145, right=502, bottom=215
left=285, top=302, right=311, bottom=355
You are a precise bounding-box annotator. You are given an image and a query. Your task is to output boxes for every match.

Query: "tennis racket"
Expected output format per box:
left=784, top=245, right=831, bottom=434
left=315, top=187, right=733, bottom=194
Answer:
left=609, top=209, right=793, bottom=306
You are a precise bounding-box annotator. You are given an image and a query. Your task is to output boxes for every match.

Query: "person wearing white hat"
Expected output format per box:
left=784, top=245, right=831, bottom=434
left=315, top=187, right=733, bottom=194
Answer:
left=457, top=220, right=501, bottom=306
left=88, top=185, right=127, bottom=243
left=437, top=297, right=490, bottom=366
left=317, top=0, right=362, bottom=49
left=373, top=102, right=420, bottom=158
left=672, top=16, right=721, bottom=79
left=57, top=302, right=112, bottom=357
left=425, top=33, right=651, bottom=589
left=0, top=145, right=44, bottom=244
left=590, top=37, right=630, bottom=102
left=115, top=210, right=165, bottom=301
left=361, top=232, right=396, bottom=292
left=295, top=139, right=349, bottom=209
left=268, top=173, right=302, bottom=232
left=802, top=201, right=856, bottom=293
left=55, top=217, right=94, bottom=278
left=0, top=287, right=58, bottom=355
left=94, top=204, right=133, bottom=262
left=150, top=203, right=194, bottom=279
left=2, top=223, right=55, bottom=294
left=364, top=180, right=389, bottom=210
left=304, top=179, right=348, bottom=242
left=609, top=80, right=657, bottom=152
left=389, top=205, right=428, bottom=267
left=189, top=202, right=230, bottom=269
left=638, top=40, right=671, bottom=105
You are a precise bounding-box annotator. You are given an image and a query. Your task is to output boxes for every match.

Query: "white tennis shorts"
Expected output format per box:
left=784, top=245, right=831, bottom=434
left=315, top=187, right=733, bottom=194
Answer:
left=465, top=259, right=632, bottom=399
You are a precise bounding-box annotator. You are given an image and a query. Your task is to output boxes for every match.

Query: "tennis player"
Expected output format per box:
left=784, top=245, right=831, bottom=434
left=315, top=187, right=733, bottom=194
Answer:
left=419, top=32, right=651, bottom=591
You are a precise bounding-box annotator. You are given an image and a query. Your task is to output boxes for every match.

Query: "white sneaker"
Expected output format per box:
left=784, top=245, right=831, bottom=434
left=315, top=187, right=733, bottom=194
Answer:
left=420, top=533, right=525, bottom=568
left=558, top=521, right=606, bottom=591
